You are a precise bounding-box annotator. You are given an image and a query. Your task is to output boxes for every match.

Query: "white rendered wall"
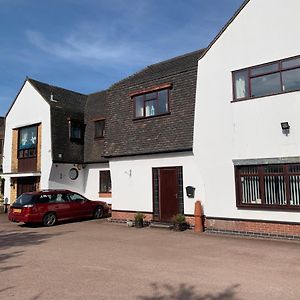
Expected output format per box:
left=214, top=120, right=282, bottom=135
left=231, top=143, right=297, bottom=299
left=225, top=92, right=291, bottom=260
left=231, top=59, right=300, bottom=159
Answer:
left=3, top=81, right=52, bottom=203
left=48, top=163, right=85, bottom=195
left=83, top=163, right=112, bottom=204
left=110, top=152, right=203, bottom=214
left=194, top=0, right=300, bottom=222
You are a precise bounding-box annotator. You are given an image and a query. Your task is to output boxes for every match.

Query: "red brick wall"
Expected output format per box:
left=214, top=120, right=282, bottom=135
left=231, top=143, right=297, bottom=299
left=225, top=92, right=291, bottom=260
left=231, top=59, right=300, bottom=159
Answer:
left=205, top=218, right=300, bottom=237
left=112, top=211, right=153, bottom=222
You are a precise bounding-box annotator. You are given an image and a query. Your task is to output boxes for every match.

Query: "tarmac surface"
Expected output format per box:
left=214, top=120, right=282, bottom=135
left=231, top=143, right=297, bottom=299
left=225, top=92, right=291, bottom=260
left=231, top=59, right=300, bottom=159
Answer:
left=0, top=213, right=300, bottom=300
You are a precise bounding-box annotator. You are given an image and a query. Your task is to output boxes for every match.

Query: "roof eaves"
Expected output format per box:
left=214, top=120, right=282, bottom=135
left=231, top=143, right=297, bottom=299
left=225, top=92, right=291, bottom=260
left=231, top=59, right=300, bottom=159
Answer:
left=198, top=0, right=251, bottom=61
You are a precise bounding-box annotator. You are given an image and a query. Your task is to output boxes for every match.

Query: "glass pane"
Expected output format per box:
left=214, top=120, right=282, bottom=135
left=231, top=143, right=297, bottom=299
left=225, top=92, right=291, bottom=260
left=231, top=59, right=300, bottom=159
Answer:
left=264, top=165, right=284, bottom=174
left=95, top=120, right=105, bottom=138
left=282, top=57, right=300, bottom=69
left=234, top=70, right=249, bottom=99
left=100, top=171, right=111, bottom=193
left=157, top=90, right=168, bottom=114
left=264, top=175, right=286, bottom=205
left=135, top=96, right=144, bottom=118
left=241, top=176, right=261, bottom=204
left=282, top=69, right=300, bottom=92
left=251, top=63, right=279, bottom=76
left=145, top=100, right=156, bottom=117
left=145, top=92, right=157, bottom=100
left=250, top=73, right=281, bottom=97
left=71, top=125, right=81, bottom=139
left=19, top=126, right=37, bottom=149
left=289, top=175, right=300, bottom=206
left=239, top=166, right=258, bottom=175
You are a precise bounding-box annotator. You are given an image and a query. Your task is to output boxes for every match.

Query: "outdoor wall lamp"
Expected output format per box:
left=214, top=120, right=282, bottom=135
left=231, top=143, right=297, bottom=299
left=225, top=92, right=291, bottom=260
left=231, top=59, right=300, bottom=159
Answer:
left=281, top=122, right=290, bottom=136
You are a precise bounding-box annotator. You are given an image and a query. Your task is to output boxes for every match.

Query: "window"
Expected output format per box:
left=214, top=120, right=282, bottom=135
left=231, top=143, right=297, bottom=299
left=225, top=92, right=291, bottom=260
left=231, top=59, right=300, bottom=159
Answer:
left=99, top=170, right=112, bottom=195
left=94, top=120, right=105, bottom=139
left=0, top=138, right=3, bottom=154
left=233, top=55, right=300, bottom=100
left=18, top=125, right=37, bottom=158
left=235, top=164, right=300, bottom=210
left=69, top=120, right=84, bottom=143
left=68, top=193, right=86, bottom=202
left=133, top=89, right=169, bottom=118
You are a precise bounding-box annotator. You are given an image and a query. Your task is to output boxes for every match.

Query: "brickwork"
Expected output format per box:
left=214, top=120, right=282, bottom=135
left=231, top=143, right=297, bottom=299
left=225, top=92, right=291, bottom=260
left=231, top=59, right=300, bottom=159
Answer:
left=11, top=129, right=18, bottom=173
left=37, top=124, right=42, bottom=172
left=10, top=178, right=17, bottom=203
left=112, top=211, right=153, bottom=223
left=205, top=218, right=300, bottom=240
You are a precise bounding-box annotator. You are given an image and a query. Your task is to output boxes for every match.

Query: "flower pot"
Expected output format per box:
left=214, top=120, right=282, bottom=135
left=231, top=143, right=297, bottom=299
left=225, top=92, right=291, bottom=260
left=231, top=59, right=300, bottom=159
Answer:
left=173, top=222, right=187, bottom=231
left=135, top=219, right=143, bottom=228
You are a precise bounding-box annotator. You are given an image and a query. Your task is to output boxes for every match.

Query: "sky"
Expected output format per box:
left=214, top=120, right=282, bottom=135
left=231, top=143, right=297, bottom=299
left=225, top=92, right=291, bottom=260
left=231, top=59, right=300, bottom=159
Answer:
left=0, top=0, right=244, bottom=116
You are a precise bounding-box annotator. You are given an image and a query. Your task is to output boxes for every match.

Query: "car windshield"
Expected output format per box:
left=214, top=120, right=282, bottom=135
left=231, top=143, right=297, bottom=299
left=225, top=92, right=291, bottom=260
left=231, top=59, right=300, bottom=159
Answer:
left=14, top=194, right=36, bottom=206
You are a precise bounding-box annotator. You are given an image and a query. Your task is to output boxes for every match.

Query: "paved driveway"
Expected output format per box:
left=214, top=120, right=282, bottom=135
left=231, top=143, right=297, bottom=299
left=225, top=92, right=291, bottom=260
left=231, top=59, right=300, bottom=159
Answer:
left=0, top=213, right=300, bottom=300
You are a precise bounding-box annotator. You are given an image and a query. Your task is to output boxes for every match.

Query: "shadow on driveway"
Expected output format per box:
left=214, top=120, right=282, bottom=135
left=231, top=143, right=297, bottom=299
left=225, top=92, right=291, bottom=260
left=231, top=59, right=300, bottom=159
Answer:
left=138, top=283, right=240, bottom=300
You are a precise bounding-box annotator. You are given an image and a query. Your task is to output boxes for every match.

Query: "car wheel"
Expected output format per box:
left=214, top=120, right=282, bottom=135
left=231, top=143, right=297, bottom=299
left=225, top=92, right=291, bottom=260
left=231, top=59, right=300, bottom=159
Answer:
left=94, top=206, right=104, bottom=219
left=43, top=212, right=57, bottom=227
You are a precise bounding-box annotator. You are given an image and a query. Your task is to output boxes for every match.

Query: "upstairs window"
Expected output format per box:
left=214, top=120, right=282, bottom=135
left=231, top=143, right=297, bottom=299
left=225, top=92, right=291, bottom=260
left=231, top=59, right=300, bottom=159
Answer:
left=18, top=125, right=37, bottom=158
left=134, top=89, right=169, bottom=119
left=99, top=170, right=112, bottom=196
left=69, top=120, right=84, bottom=143
left=233, top=55, right=300, bottom=101
left=94, top=119, right=105, bottom=139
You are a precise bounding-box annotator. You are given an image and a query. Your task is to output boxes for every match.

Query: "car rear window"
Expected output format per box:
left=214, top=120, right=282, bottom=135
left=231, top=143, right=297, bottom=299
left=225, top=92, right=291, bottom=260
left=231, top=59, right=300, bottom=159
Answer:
left=14, top=194, right=37, bottom=206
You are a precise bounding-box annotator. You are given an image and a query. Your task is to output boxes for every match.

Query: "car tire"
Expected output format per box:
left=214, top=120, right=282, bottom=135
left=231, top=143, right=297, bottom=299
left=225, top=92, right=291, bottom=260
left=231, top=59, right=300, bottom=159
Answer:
left=43, top=212, right=57, bottom=227
left=93, top=206, right=104, bottom=219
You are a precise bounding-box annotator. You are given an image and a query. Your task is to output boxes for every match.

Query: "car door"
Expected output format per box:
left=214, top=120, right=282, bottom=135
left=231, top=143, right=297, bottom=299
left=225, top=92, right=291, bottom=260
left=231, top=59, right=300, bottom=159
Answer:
left=47, top=193, right=71, bottom=220
left=67, top=193, right=92, bottom=218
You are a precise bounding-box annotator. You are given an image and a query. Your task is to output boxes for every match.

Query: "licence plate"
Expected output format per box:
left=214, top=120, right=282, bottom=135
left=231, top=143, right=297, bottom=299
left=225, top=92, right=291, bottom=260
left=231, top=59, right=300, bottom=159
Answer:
left=13, top=209, right=22, bottom=213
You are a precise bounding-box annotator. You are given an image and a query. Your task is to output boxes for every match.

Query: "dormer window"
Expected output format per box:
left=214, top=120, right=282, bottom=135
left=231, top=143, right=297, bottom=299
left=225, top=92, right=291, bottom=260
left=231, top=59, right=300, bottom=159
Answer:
left=94, top=119, right=105, bottom=139
left=69, top=120, right=84, bottom=143
left=133, top=87, right=170, bottom=119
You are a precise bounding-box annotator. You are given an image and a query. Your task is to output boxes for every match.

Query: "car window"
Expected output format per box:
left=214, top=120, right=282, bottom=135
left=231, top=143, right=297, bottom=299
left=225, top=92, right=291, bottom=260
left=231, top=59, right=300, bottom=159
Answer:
left=36, top=194, right=51, bottom=203
left=48, top=193, right=68, bottom=203
left=68, top=193, right=86, bottom=202
left=14, top=194, right=36, bottom=206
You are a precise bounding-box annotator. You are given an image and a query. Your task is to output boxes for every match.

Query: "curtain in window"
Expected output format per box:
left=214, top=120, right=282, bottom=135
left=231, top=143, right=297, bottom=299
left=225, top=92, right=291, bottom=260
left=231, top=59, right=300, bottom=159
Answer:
left=235, top=76, right=247, bottom=99
left=19, top=126, right=37, bottom=150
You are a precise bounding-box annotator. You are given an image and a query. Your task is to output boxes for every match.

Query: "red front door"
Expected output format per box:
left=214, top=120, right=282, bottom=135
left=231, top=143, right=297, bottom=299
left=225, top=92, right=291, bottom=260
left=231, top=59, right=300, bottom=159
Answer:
left=159, top=168, right=179, bottom=222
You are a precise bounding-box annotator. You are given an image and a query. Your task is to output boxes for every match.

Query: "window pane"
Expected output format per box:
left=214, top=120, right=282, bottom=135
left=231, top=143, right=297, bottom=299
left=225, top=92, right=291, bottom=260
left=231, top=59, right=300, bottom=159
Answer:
left=145, top=92, right=157, bottom=100
left=157, top=90, right=168, bottom=114
left=145, top=100, right=156, bottom=117
left=264, top=175, right=286, bottom=205
left=100, top=171, right=111, bottom=193
left=241, top=176, right=261, bottom=204
left=135, top=96, right=144, bottom=118
left=282, top=69, right=300, bottom=92
left=250, top=73, right=281, bottom=97
left=282, top=57, right=300, bottom=69
left=95, top=120, right=105, bottom=138
left=71, top=123, right=82, bottom=139
left=289, top=175, right=300, bottom=206
left=19, top=126, right=37, bottom=150
left=234, top=70, right=249, bottom=99
left=251, top=63, right=279, bottom=76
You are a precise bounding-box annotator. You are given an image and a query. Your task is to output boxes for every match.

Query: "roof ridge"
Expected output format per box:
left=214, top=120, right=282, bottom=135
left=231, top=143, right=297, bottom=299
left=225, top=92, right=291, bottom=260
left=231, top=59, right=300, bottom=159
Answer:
left=28, top=78, right=86, bottom=96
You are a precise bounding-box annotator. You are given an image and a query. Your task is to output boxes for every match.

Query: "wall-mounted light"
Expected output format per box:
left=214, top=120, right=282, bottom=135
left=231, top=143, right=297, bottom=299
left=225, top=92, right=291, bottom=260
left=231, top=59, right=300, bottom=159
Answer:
left=281, top=122, right=290, bottom=136
left=125, top=169, right=132, bottom=177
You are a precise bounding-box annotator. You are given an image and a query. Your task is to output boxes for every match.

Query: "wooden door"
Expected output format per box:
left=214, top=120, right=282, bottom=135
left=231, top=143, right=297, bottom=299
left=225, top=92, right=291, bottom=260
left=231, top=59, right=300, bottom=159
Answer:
left=159, top=168, right=178, bottom=222
left=17, top=177, right=37, bottom=197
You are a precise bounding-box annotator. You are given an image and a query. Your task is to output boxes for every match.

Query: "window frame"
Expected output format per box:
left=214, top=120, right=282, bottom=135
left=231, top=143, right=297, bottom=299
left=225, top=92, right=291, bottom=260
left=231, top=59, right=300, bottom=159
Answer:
left=68, top=119, right=84, bottom=143
left=94, top=119, right=105, bottom=139
left=132, top=87, right=171, bottom=120
left=235, top=163, right=300, bottom=211
left=99, top=170, right=112, bottom=197
left=232, top=54, right=300, bottom=101
left=17, top=125, right=38, bottom=159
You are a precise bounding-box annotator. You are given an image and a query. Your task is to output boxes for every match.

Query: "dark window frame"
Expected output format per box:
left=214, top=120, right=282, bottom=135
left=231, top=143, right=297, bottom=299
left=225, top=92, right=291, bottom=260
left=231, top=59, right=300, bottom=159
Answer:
left=133, top=88, right=170, bottom=120
left=17, top=125, right=38, bottom=159
left=68, top=119, right=85, bottom=143
left=232, top=54, right=300, bottom=101
left=99, top=170, right=112, bottom=195
left=94, top=119, right=105, bottom=139
left=235, top=163, right=300, bottom=211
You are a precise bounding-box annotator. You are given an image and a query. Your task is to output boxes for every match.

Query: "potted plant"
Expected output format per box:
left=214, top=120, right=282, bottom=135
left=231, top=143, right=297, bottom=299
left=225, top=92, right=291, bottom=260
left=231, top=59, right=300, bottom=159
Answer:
left=134, top=212, right=145, bottom=228
left=172, top=214, right=188, bottom=231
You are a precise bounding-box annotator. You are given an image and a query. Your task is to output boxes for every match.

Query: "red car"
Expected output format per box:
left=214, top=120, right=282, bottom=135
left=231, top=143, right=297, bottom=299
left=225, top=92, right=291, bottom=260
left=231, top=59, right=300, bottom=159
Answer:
left=8, top=190, right=110, bottom=226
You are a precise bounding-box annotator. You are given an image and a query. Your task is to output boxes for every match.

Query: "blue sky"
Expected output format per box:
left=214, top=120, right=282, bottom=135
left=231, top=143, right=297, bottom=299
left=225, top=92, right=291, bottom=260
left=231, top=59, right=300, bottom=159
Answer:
left=0, top=0, right=244, bottom=116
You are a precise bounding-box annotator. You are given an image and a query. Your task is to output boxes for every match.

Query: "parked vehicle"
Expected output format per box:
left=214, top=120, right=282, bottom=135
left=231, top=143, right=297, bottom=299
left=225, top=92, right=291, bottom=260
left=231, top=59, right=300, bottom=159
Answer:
left=8, top=189, right=110, bottom=226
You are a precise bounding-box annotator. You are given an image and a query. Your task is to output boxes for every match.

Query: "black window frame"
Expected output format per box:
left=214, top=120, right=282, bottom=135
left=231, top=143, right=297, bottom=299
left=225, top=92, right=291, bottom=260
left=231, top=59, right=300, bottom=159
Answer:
left=232, top=55, right=300, bottom=101
left=133, top=88, right=170, bottom=119
left=69, top=119, right=85, bottom=143
left=17, top=125, right=38, bottom=159
left=94, top=119, right=105, bottom=139
left=99, top=170, right=112, bottom=194
left=235, top=163, right=300, bottom=211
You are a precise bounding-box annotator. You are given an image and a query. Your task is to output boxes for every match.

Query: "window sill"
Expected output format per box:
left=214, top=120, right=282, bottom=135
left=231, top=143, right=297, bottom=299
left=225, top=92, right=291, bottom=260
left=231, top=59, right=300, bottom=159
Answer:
left=133, top=112, right=171, bottom=122
left=99, top=193, right=112, bottom=198
left=237, top=204, right=300, bottom=211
